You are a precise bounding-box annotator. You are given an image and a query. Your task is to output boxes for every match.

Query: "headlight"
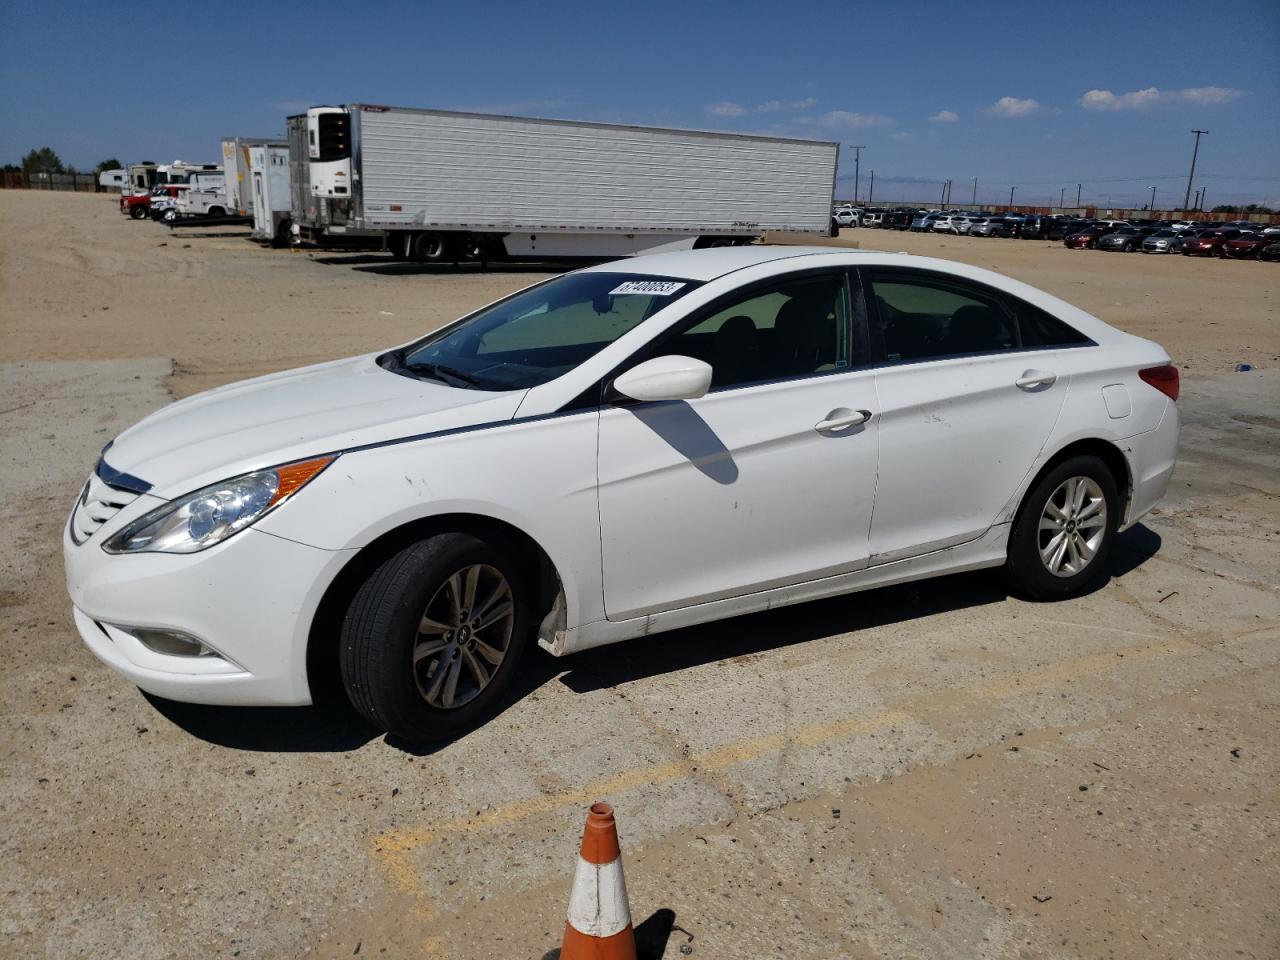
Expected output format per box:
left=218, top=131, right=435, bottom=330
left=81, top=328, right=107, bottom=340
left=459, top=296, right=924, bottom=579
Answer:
left=103, top=456, right=334, bottom=554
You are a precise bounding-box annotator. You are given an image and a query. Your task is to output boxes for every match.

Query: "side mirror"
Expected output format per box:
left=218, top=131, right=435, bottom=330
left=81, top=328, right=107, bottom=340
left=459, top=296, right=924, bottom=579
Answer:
left=613, top=355, right=713, bottom=403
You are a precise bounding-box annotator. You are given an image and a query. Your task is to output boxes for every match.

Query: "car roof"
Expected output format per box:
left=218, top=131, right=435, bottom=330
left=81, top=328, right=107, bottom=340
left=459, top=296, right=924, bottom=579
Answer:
left=573, top=245, right=977, bottom=283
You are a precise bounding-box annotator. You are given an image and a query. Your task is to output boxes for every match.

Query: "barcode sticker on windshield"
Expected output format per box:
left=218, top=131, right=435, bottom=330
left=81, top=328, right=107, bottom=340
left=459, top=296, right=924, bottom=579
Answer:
left=609, top=280, right=686, bottom=296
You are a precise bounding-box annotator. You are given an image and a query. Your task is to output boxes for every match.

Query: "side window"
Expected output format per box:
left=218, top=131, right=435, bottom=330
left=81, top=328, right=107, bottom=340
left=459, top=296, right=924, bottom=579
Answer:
left=1016, top=300, right=1091, bottom=347
left=867, top=271, right=1017, bottom=361
left=665, top=272, right=862, bottom=389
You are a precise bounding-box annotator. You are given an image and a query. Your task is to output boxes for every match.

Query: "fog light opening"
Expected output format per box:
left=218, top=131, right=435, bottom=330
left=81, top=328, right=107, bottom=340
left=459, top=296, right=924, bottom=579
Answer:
left=127, top=627, right=217, bottom=658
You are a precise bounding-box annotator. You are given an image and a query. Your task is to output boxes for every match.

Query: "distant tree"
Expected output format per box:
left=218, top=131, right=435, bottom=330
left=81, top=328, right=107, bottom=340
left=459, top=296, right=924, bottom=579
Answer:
left=21, top=146, right=64, bottom=175
left=65, top=165, right=79, bottom=176
left=1243, top=203, right=1274, bottom=214
left=1211, top=204, right=1240, bottom=214
left=1, top=163, right=19, bottom=173
left=94, top=157, right=123, bottom=173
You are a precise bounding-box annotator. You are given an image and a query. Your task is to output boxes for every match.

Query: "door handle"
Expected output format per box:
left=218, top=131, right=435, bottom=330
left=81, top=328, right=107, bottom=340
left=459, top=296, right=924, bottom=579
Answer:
left=1015, top=369, right=1057, bottom=391
left=815, top=408, right=872, bottom=432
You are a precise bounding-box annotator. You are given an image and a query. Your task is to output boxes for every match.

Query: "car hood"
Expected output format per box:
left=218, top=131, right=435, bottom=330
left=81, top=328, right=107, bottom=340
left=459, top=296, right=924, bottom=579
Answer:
left=101, top=353, right=527, bottom=497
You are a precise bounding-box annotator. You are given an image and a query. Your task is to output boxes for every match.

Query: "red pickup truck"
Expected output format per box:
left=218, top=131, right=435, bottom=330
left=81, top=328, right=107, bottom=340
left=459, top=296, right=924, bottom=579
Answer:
left=120, top=184, right=187, bottom=220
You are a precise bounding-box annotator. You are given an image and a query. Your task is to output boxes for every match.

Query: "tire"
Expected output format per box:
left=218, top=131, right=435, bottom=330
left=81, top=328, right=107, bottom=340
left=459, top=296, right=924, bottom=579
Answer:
left=340, top=532, right=532, bottom=740
left=1002, top=454, right=1120, bottom=600
left=413, top=232, right=451, bottom=263
left=207, top=206, right=225, bottom=217
left=162, top=208, right=178, bottom=223
left=130, top=205, right=148, bottom=220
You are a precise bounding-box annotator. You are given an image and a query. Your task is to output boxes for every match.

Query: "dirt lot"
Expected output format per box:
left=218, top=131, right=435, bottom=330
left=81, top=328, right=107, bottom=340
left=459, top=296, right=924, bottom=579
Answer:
left=2, top=191, right=1278, bottom=959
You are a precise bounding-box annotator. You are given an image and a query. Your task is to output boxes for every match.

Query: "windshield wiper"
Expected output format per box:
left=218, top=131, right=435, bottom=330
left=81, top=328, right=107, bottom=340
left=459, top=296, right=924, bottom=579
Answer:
left=401, top=359, right=482, bottom=388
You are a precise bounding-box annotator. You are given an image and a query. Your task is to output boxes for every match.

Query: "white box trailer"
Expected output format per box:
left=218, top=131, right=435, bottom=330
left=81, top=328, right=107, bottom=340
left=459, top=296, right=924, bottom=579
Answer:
left=248, top=143, right=292, bottom=245
left=286, top=104, right=838, bottom=260
left=221, top=137, right=286, bottom=217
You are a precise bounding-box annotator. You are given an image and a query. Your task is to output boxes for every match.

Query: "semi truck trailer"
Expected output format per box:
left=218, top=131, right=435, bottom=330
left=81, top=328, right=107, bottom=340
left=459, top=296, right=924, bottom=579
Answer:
left=285, top=104, right=838, bottom=260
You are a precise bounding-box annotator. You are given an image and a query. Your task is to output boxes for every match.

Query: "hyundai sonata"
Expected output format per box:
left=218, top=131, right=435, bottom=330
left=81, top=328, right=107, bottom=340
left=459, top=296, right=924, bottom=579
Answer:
left=65, top=248, right=1180, bottom=739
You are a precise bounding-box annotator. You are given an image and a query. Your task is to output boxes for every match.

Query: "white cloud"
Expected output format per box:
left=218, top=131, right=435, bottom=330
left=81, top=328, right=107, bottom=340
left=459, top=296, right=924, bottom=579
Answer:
left=928, top=110, right=958, bottom=123
left=985, top=96, right=1041, bottom=118
left=756, top=97, right=818, bottom=113
left=890, top=131, right=912, bottom=141
left=706, top=101, right=748, bottom=117
left=801, top=110, right=893, bottom=129
left=708, top=97, right=817, bottom=117
left=1079, top=85, right=1244, bottom=111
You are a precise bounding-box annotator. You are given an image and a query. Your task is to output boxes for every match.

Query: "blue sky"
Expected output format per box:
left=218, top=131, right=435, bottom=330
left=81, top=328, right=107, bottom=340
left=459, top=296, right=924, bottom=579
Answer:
left=2, top=0, right=1277, bottom=208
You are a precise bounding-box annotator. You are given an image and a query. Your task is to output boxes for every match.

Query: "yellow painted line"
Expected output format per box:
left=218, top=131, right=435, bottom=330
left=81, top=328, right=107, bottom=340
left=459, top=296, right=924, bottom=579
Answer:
left=370, top=632, right=1215, bottom=911
left=375, top=709, right=911, bottom=857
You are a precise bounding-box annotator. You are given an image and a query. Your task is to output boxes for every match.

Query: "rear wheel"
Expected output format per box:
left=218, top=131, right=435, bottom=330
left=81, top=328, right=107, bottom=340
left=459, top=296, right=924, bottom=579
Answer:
left=130, top=205, right=148, bottom=220
left=414, top=232, right=452, bottom=263
left=340, top=532, right=531, bottom=740
left=1003, top=455, right=1119, bottom=599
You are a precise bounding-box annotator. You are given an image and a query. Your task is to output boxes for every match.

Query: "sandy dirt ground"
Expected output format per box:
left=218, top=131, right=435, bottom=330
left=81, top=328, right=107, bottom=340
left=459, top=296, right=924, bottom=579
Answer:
left=1, top=191, right=1278, bottom=959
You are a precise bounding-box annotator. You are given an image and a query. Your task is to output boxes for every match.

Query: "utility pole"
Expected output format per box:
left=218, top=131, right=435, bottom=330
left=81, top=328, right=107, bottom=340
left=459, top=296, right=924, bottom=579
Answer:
left=1149, top=185, right=1157, bottom=211
left=850, top=145, right=866, bottom=203
left=939, top=180, right=947, bottom=206
left=1076, top=183, right=1082, bottom=208
left=971, top=176, right=978, bottom=205
left=1009, top=185, right=1016, bottom=207
left=1182, top=129, right=1207, bottom=210
left=1059, top=187, right=1065, bottom=208
left=868, top=169, right=875, bottom=203
left=1192, top=187, right=1201, bottom=210
left=1199, top=185, right=1206, bottom=211
left=946, top=179, right=953, bottom=205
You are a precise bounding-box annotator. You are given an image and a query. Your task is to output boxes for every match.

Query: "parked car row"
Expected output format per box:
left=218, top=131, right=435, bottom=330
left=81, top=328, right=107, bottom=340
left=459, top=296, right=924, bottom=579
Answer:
left=833, top=205, right=1280, bottom=260
left=1062, top=219, right=1280, bottom=259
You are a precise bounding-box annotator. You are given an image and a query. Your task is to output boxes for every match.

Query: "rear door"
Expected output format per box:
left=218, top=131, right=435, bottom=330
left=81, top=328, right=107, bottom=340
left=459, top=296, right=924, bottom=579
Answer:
left=863, top=267, right=1076, bottom=564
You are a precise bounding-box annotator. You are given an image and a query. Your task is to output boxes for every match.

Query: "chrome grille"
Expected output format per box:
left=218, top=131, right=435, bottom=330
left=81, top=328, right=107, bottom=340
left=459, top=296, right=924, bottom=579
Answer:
left=70, top=471, right=140, bottom=545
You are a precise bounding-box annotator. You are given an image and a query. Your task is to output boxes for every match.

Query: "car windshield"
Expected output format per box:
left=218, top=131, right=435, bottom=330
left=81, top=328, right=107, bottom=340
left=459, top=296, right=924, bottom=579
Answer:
left=388, top=272, right=701, bottom=391
left=1153, top=230, right=1176, bottom=237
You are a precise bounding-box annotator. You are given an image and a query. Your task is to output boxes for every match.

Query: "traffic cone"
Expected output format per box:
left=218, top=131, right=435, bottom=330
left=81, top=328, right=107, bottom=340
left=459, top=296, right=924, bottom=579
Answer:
left=555, top=802, right=638, bottom=960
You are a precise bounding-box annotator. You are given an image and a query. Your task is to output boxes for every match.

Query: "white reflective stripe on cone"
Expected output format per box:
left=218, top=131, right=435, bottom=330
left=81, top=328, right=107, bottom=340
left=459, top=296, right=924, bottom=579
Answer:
left=566, top=855, right=631, bottom=939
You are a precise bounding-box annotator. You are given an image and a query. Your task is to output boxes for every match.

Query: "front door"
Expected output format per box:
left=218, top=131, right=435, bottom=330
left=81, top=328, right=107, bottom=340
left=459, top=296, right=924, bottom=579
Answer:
left=597, top=269, right=879, bottom=621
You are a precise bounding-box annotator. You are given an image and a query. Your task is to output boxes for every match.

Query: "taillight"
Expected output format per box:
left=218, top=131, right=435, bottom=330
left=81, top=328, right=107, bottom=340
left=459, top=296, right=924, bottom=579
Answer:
left=1139, top=364, right=1180, bottom=402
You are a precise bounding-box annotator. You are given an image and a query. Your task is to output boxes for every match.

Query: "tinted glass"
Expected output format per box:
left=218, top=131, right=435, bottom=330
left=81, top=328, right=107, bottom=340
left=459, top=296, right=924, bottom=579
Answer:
left=1016, top=302, right=1091, bottom=347
left=397, top=273, right=699, bottom=390
left=666, top=273, right=858, bottom=389
left=868, top=272, right=1016, bottom=361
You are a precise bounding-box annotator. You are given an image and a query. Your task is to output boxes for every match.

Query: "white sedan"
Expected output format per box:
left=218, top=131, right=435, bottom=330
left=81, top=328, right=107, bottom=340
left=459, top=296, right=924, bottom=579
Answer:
left=64, top=247, right=1180, bottom=740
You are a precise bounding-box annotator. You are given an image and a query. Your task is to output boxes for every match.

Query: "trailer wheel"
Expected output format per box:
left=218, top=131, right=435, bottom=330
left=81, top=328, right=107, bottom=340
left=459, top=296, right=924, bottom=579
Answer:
left=271, top=220, right=292, bottom=249
left=414, top=232, right=450, bottom=263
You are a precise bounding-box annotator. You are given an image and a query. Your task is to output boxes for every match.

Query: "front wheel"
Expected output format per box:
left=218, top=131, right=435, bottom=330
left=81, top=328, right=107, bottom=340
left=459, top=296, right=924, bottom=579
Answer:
left=130, top=205, right=148, bottom=220
left=340, top=532, right=532, bottom=740
left=1003, top=455, right=1119, bottom=599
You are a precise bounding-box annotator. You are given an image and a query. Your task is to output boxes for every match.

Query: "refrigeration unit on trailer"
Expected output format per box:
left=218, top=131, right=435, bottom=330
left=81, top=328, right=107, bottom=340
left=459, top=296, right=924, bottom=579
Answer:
left=248, top=143, right=293, bottom=245
left=221, top=137, right=286, bottom=217
left=286, top=104, right=838, bottom=259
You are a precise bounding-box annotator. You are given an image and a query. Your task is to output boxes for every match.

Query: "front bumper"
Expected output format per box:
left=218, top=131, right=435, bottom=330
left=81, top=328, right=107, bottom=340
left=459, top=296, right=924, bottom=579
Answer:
left=64, top=519, right=355, bottom=706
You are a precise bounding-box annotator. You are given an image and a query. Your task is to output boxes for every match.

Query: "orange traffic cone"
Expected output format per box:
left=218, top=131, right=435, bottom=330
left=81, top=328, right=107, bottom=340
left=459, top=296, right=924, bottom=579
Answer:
left=555, top=802, right=638, bottom=960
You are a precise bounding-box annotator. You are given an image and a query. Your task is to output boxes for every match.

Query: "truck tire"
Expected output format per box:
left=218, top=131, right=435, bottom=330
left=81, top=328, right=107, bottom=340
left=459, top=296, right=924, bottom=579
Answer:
left=414, top=232, right=450, bottom=263
left=339, top=532, right=533, bottom=741
left=130, top=205, right=148, bottom=220
left=162, top=208, right=178, bottom=223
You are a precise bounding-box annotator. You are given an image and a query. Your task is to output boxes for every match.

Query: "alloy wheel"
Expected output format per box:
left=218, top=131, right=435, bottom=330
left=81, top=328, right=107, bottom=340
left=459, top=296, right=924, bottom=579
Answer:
left=412, top=563, right=514, bottom=709
left=1037, top=476, right=1108, bottom=578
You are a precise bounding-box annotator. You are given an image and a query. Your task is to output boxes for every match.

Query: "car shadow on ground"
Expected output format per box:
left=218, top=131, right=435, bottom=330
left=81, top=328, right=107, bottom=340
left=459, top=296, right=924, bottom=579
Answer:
left=147, top=524, right=1161, bottom=754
